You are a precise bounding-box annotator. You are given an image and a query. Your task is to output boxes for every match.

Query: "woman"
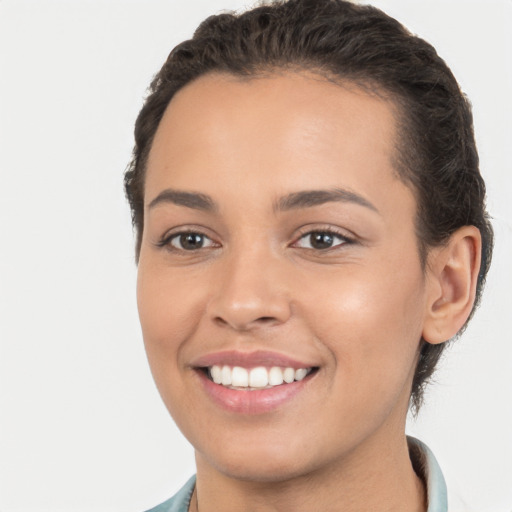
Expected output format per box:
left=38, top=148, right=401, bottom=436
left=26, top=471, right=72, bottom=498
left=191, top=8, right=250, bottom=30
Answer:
left=124, top=0, right=493, bottom=510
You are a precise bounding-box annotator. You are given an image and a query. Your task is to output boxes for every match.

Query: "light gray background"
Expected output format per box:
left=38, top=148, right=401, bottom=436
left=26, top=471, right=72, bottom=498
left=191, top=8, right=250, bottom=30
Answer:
left=0, top=1, right=510, bottom=511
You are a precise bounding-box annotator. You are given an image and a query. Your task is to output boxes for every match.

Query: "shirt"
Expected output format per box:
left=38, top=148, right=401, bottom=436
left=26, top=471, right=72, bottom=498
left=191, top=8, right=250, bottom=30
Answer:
left=145, top=436, right=448, bottom=512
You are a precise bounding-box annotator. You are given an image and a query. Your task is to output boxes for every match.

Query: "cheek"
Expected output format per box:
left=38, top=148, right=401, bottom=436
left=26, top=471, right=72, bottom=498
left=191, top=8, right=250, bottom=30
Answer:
left=136, top=264, right=207, bottom=425
left=299, top=257, right=426, bottom=388
left=136, top=263, right=201, bottom=372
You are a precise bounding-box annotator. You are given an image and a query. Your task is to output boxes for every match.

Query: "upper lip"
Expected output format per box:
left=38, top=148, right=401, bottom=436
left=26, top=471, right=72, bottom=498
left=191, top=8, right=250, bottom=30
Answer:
left=191, top=350, right=317, bottom=369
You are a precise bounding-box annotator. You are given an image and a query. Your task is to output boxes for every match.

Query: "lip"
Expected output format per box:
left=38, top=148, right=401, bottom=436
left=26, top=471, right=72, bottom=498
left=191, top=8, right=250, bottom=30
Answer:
left=195, top=368, right=315, bottom=414
left=191, top=350, right=319, bottom=414
left=191, top=349, right=316, bottom=370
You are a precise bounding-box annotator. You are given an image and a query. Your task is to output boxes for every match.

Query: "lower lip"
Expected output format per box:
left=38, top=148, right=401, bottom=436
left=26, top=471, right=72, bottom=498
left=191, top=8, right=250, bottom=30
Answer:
left=195, top=370, right=313, bottom=414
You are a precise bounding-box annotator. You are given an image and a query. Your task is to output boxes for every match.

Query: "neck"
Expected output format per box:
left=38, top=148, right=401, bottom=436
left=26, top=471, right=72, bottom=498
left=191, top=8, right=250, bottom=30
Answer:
left=191, top=433, right=426, bottom=512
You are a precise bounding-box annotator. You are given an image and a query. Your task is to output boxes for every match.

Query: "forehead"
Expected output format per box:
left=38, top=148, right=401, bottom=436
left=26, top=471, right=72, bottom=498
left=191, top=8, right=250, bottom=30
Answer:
left=145, top=71, right=408, bottom=214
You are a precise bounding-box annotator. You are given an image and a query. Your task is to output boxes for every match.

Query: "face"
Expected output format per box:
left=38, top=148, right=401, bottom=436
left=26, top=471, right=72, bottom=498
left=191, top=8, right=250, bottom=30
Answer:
left=137, top=72, right=432, bottom=482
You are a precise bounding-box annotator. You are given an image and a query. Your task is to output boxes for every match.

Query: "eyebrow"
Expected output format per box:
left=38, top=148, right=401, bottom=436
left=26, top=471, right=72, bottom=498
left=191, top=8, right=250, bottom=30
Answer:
left=275, top=188, right=379, bottom=214
left=148, top=189, right=217, bottom=212
left=147, top=187, right=379, bottom=215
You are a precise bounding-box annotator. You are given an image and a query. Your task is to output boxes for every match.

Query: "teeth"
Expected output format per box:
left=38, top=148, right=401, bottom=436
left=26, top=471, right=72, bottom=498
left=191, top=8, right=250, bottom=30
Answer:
left=295, top=368, right=308, bottom=381
left=283, top=367, right=295, bottom=384
left=221, top=365, right=232, bottom=386
left=208, top=365, right=312, bottom=389
left=249, top=367, right=268, bottom=388
left=268, top=366, right=284, bottom=386
left=231, top=366, right=249, bottom=387
left=211, top=365, right=222, bottom=384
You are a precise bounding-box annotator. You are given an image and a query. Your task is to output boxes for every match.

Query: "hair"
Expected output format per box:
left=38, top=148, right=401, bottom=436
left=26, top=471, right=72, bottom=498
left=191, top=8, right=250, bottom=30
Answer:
left=125, top=0, right=493, bottom=412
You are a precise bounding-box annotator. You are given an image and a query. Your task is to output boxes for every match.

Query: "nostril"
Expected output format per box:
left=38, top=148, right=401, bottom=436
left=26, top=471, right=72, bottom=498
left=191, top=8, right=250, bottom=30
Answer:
left=214, top=316, right=229, bottom=327
left=213, top=315, right=278, bottom=330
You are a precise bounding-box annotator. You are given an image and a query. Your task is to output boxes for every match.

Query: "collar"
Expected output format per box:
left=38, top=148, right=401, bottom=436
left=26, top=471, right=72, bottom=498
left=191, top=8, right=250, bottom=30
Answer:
left=408, top=436, right=448, bottom=511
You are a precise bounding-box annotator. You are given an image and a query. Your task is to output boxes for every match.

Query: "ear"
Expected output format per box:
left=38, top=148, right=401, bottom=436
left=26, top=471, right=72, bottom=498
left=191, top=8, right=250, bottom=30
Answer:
left=422, top=226, right=482, bottom=345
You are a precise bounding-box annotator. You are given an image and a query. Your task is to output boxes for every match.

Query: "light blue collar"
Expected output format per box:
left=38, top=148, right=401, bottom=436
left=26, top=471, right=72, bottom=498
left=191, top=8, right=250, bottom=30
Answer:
left=408, top=436, right=448, bottom=511
left=145, top=475, right=195, bottom=512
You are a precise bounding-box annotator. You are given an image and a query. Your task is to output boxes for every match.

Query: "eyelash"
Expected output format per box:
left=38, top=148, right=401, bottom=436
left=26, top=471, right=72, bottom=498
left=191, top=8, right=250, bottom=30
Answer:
left=291, top=227, right=354, bottom=251
left=156, top=230, right=219, bottom=252
left=156, top=226, right=354, bottom=253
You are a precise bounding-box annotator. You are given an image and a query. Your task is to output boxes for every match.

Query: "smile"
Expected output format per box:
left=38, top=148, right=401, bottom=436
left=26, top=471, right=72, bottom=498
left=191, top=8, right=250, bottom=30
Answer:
left=192, top=351, right=319, bottom=413
left=207, top=365, right=313, bottom=389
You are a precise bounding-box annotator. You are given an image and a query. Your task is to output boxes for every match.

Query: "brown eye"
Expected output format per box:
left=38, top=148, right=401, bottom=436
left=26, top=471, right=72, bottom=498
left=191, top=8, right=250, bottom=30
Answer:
left=169, top=232, right=215, bottom=251
left=295, top=231, right=348, bottom=250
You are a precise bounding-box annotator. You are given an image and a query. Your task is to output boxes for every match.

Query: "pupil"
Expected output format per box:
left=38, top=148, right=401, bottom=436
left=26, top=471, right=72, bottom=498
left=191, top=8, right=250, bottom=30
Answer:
left=180, top=233, right=203, bottom=250
left=311, top=232, right=333, bottom=249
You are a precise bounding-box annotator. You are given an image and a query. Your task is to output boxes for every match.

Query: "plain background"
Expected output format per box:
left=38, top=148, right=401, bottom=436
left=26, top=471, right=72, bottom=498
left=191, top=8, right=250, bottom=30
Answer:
left=0, top=0, right=511, bottom=511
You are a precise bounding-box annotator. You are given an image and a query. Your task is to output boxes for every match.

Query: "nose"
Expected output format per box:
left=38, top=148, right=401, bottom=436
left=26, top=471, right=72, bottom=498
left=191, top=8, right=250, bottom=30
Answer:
left=207, top=247, right=292, bottom=332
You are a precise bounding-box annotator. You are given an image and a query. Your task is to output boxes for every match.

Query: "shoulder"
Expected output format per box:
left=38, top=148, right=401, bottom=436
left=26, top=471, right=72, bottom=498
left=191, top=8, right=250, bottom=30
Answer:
left=144, top=476, right=196, bottom=512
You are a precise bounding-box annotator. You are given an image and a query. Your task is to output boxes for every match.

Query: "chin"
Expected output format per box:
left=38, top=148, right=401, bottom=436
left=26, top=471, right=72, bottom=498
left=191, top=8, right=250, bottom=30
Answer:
left=203, top=451, right=317, bottom=484
left=194, top=429, right=334, bottom=484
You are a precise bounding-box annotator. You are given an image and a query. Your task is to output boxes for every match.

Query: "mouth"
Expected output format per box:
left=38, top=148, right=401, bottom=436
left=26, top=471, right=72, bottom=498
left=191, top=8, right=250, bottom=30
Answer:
left=200, top=365, right=317, bottom=390
left=191, top=350, right=319, bottom=413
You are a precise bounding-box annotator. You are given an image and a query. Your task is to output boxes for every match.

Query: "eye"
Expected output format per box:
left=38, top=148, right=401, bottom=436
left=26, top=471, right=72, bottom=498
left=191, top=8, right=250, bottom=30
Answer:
left=165, top=232, right=217, bottom=251
left=294, top=230, right=350, bottom=250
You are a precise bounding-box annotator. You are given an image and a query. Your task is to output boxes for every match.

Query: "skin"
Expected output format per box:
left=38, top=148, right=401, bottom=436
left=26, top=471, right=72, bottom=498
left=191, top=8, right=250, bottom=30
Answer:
left=137, top=72, right=480, bottom=511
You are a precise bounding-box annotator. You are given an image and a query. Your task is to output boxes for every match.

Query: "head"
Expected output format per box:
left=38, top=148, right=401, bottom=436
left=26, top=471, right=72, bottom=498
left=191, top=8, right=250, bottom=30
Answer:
left=125, top=0, right=492, bottom=413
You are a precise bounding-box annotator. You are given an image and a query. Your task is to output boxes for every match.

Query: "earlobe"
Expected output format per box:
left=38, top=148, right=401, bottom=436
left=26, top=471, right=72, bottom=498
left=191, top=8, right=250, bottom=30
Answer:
left=422, top=226, right=482, bottom=345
